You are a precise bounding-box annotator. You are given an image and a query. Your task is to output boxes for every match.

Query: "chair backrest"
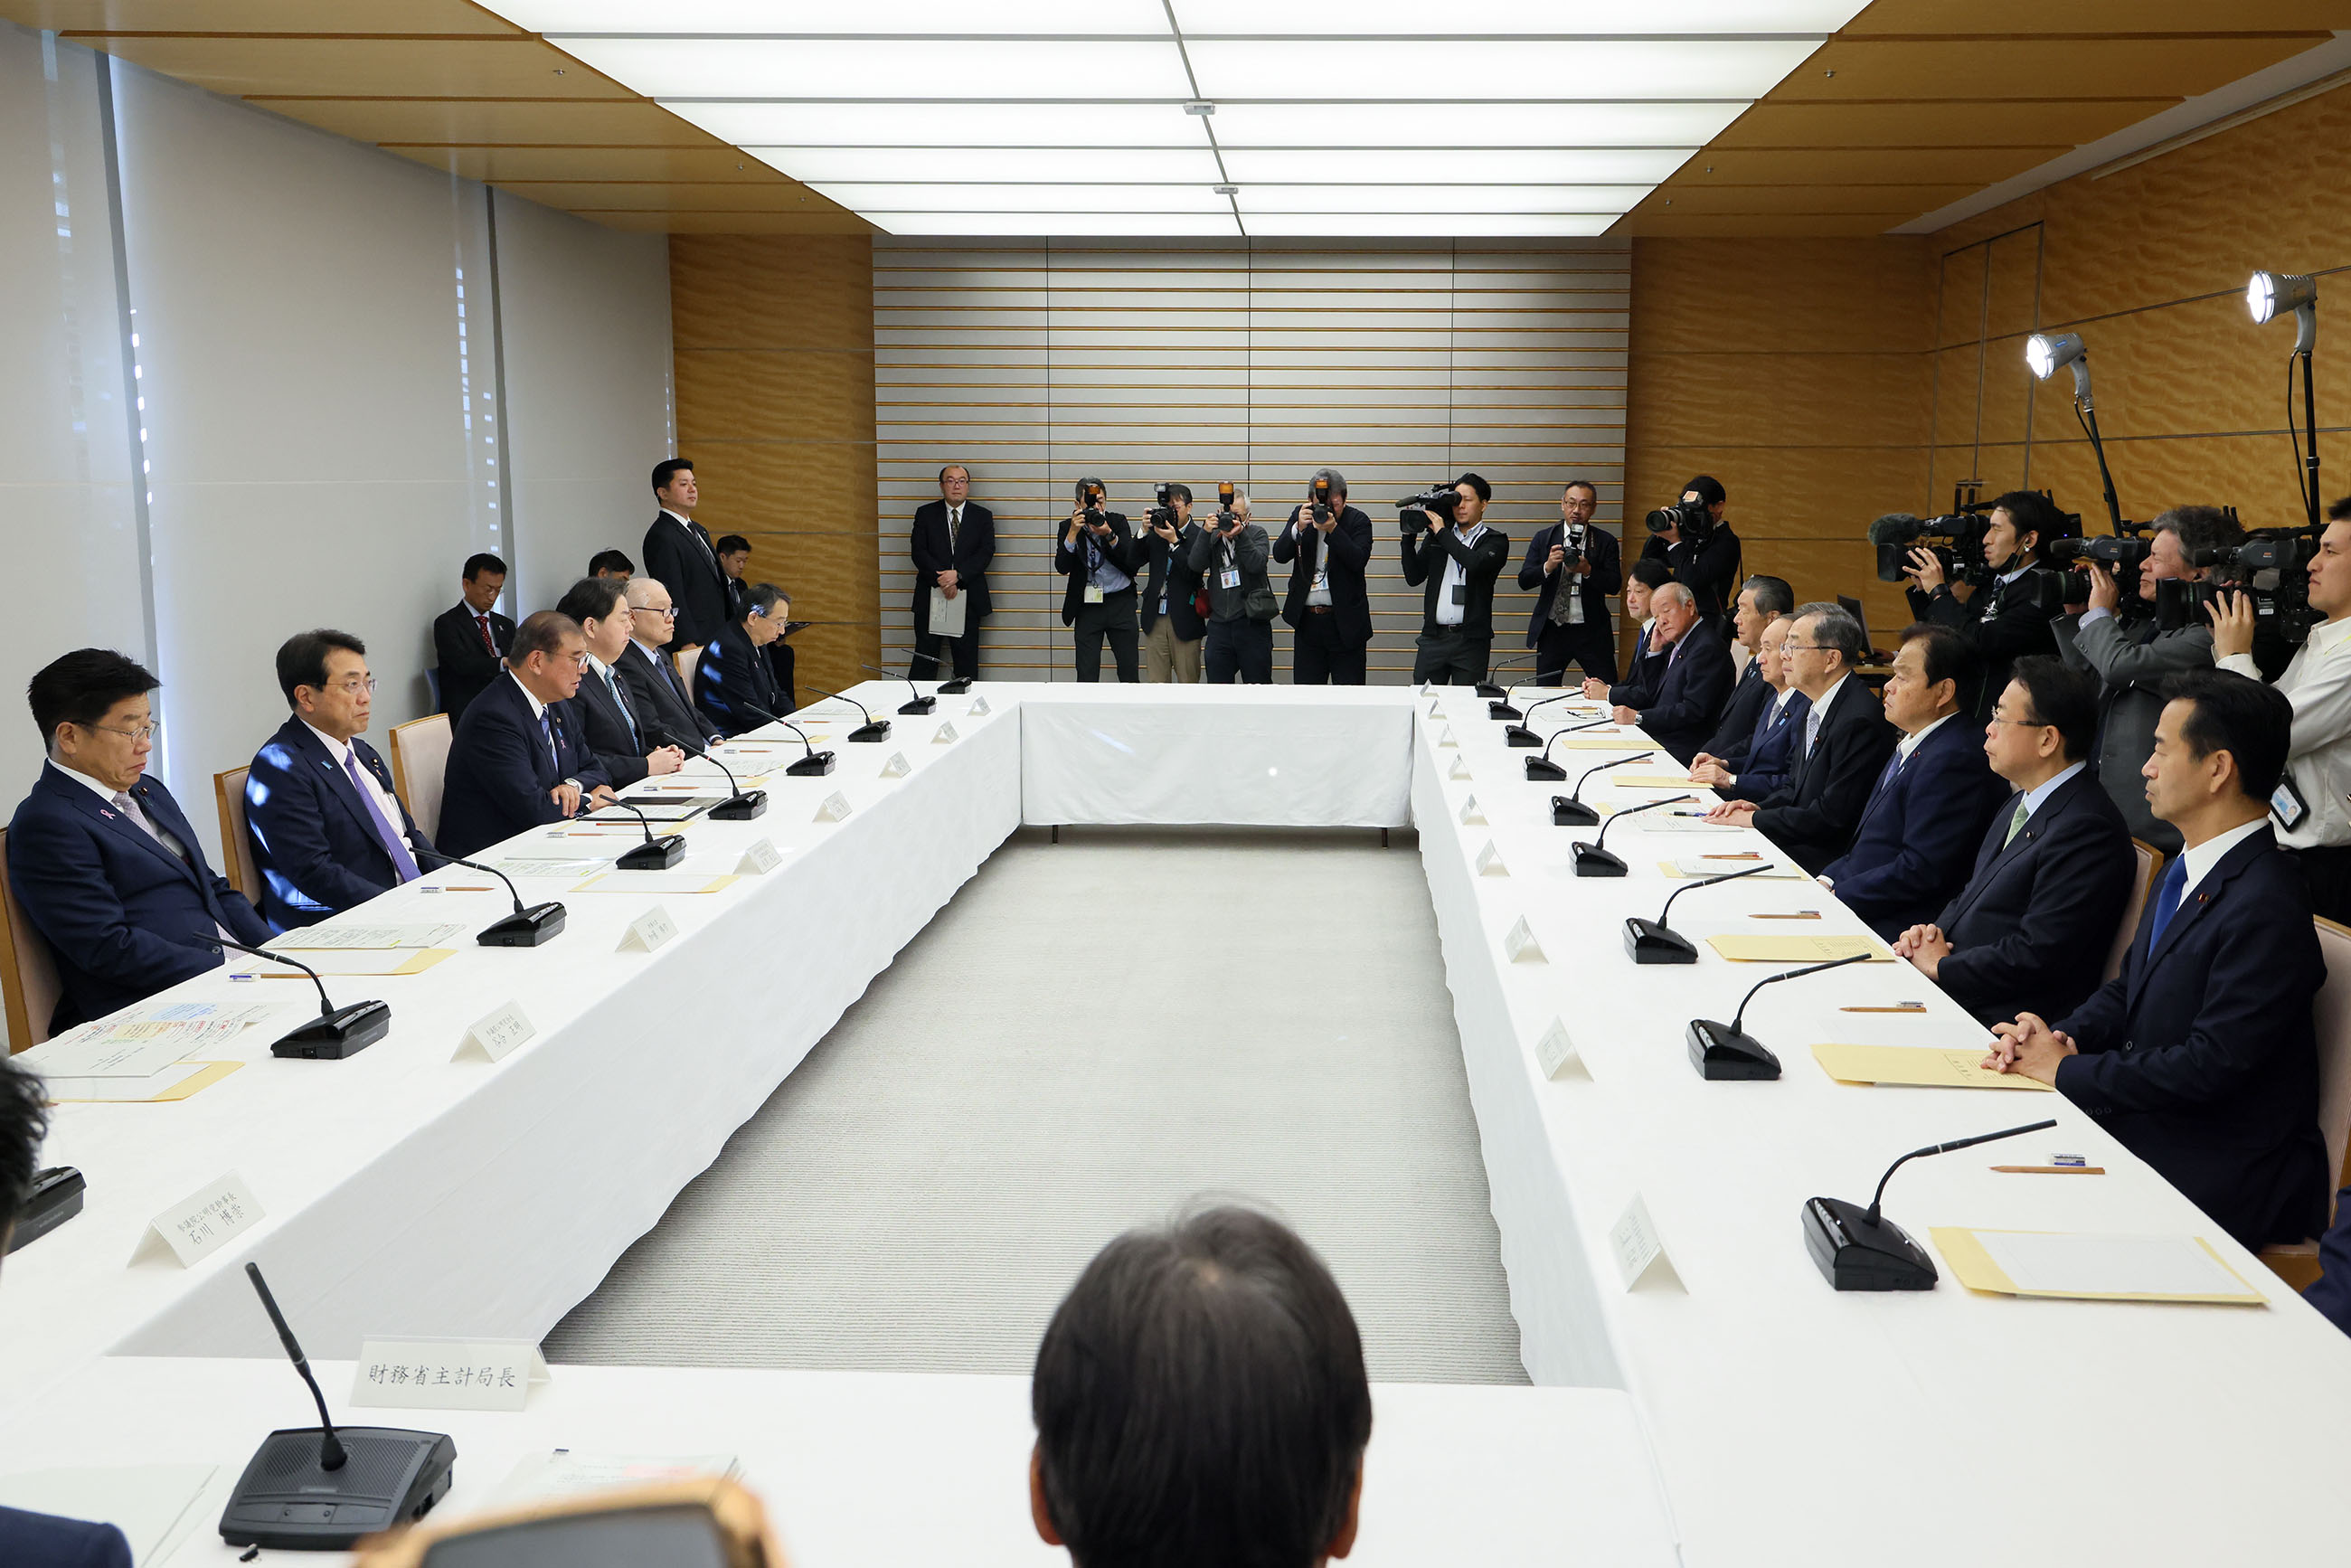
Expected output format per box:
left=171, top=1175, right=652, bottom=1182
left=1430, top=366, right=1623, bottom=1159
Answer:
left=2311, top=917, right=2351, bottom=1223
left=2102, top=838, right=2163, bottom=984
left=675, top=647, right=703, bottom=691
left=0, top=827, right=61, bottom=1051
left=213, top=766, right=260, bottom=903
left=388, top=713, right=453, bottom=845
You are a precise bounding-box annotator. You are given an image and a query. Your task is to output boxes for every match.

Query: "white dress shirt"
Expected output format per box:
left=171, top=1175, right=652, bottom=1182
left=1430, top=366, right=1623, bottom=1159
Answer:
left=1893, top=712, right=1954, bottom=767
left=299, top=720, right=409, bottom=838
left=2174, top=817, right=2271, bottom=902
left=1803, top=674, right=1852, bottom=757
left=2016, top=760, right=2086, bottom=823
left=2219, top=612, right=2351, bottom=849
left=1434, top=523, right=1488, bottom=628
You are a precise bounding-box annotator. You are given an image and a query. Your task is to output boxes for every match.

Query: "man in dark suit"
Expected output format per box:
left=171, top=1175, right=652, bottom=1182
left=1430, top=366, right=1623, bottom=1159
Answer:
left=1590, top=583, right=1731, bottom=764
left=1693, top=613, right=1808, bottom=802
left=713, top=535, right=797, bottom=713
left=641, top=458, right=732, bottom=656
left=1401, top=473, right=1511, bottom=685
left=246, top=629, right=435, bottom=930
left=1517, top=478, right=1624, bottom=685
left=1988, top=670, right=2327, bottom=1251
left=1895, top=656, right=2135, bottom=1025
left=1138, top=486, right=1207, bottom=683
left=1905, top=488, right=2066, bottom=723
left=1054, top=477, right=1145, bottom=683
left=618, top=577, right=722, bottom=751
left=1818, top=624, right=2011, bottom=938
left=6, top=649, right=275, bottom=1034
left=1638, top=474, right=1742, bottom=620
left=556, top=577, right=686, bottom=789
left=1272, top=468, right=1375, bottom=685
left=695, top=581, right=792, bottom=735
left=430, top=553, right=515, bottom=722
left=1705, top=602, right=1898, bottom=874
left=436, top=613, right=615, bottom=859
left=911, top=462, right=995, bottom=681
left=1698, top=575, right=1795, bottom=758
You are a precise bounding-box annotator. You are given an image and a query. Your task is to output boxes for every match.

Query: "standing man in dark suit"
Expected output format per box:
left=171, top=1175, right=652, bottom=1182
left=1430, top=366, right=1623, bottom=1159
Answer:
left=1987, top=670, right=2327, bottom=1251
left=618, top=577, right=722, bottom=750
left=435, top=613, right=614, bottom=859
left=641, top=458, right=732, bottom=658
left=431, top=553, right=515, bottom=722
left=1518, top=478, right=1624, bottom=685
left=6, top=649, right=275, bottom=1033
left=1587, top=584, right=1732, bottom=763
left=1638, top=474, right=1742, bottom=620
left=911, top=463, right=995, bottom=681
left=1818, top=624, right=2011, bottom=938
left=246, top=629, right=434, bottom=930
left=695, top=581, right=792, bottom=735
left=1700, top=575, right=1795, bottom=760
left=1186, top=493, right=1277, bottom=684
left=1693, top=613, right=1809, bottom=801
left=1055, top=477, right=1144, bottom=683
left=556, top=577, right=686, bottom=789
left=715, top=534, right=752, bottom=622
left=1272, top=468, right=1375, bottom=685
left=1895, top=656, right=2135, bottom=1025
left=1400, top=473, right=1510, bottom=685
left=1705, top=603, right=1898, bottom=874
left=1138, top=485, right=1207, bottom=683
left=1904, top=488, right=2066, bottom=722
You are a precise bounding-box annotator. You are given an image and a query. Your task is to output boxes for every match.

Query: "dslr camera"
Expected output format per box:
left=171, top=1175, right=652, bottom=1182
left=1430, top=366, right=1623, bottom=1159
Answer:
left=1397, top=483, right=1456, bottom=534
left=1073, top=478, right=1109, bottom=524
left=1645, top=496, right=1714, bottom=545
left=1561, top=523, right=1588, bottom=570
left=1146, top=482, right=1181, bottom=529
left=1213, top=480, right=1240, bottom=528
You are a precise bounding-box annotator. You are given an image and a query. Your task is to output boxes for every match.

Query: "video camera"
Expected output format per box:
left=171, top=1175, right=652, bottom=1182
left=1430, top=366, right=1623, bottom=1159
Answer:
left=2195, top=524, right=2325, bottom=645
left=1397, top=483, right=1457, bottom=534
left=2046, top=529, right=2152, bottom=610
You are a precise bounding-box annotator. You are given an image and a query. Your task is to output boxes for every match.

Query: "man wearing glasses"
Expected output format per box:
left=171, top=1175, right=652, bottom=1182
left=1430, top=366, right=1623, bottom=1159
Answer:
left=617, top=577, right=722, bottom=750
left=7, top=647, right=276, bottom=1033
left=437, top=612, right=616, bottom=858
left=245, top=629, right=439, bottom=929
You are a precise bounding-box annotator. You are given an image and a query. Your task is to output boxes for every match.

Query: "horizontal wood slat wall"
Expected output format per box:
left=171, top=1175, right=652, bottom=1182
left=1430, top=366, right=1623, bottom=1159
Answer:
left=873, top=239, right=1629, bottom=683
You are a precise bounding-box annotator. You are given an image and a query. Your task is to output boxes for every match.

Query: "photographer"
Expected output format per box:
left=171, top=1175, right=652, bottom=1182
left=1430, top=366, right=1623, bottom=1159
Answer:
left=1517, top=478, right=1623, bottom=685
left=2212, top=498, right=2351, bottom=923
left=1138, top=484, right=1207, bottom=683
left=1272, top=468, right=1375, bottom=685
left=1185, top=491, right=1277, bottom=684
left=1400, top=472, right=1510, bottom=685
left=2053, top=504, right=2241, bottom=854
left=1904, top=488, right=2066, bottom=723
left=1639, top=474, right=1742, bottom=620
left=1054, top=477, right=1144, bottom=683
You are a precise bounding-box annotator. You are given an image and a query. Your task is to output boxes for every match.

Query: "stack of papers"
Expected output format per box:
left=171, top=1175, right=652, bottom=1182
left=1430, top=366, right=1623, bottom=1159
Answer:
left=271, top=922, right=465, bottom=950
left=20, top=1002, right=275, bottom=1102
left=487, top=1451, right=741, bottom=1508
left=1662, top=855, right=1802, bottom=879
left=1932, top=1228, right=2266, bottom=1305
left=1811, top=1042, right=2053, bottom=1091
left=1705, top=935, right=1891, bottom=963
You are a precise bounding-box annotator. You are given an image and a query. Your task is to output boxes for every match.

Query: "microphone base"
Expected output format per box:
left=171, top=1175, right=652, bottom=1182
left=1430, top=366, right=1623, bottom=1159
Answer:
left=711, top=789, right=769, bottom=819
left=270, top=1000, right=392, bottom=1060
left=1685, top=1018, right=1782, bottom=1081
left=220, top=1426, right=455, bottom=1550
left=899, top=695, right=938, bottom=715
left=1551, top=796, right=1599, bottom=827
left=1572, top=843, right=1629, bottom=877
left=938, top=676, right=974, bottom=694
left=847, top=721, right=892, bottom=742
left=478, top=901, right=566, bottom=948
left=1802, top=1195, right=1939, bottom=1290
left=1475, top=680, right=1507, bottom=698
left=1504, top=724, right=1542, bottom=748
left=1487, top=700, right=1524, bottom=721
left=786, top=753, right=837, bottom=777
left=617, top=835, right=686, bottom=871
left=1623, top=918, right=1699, bottom=964
left=1525, top=757, right=1567, bottom=782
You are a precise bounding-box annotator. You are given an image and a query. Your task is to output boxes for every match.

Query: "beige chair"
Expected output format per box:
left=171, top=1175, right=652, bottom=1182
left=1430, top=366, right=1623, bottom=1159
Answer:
left=2261, top=916, right=2351, bottom=1290
left=2101, top=838, right=2163, bottom=985
left=387, top=713, right=452, bottom=845
left=0, top=827, right=61, bottom=1052
left=675, top=647, right=703, bottom=693
left=213, top=765, right=260, bottom=904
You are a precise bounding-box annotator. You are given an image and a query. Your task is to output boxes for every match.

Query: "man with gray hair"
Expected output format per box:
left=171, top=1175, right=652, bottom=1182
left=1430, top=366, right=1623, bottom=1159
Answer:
left=1273, top=468, right=1375, bottom=684
left=1594, top=581, right=1732, bottom=763
left=1185, top=491, right=1276, bottom=684
left=1704, top=601, right=1897, bottom=872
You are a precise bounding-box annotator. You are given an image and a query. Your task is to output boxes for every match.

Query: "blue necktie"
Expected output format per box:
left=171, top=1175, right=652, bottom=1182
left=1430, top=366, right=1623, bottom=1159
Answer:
left=2147, top=855, right=2189, bottom=948
left=539, top=711, right=558, bottom=770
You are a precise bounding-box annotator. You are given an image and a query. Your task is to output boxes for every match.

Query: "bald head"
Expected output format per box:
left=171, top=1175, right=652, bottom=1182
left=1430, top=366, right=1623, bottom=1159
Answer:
left=624, top=575, right=675, bottom=650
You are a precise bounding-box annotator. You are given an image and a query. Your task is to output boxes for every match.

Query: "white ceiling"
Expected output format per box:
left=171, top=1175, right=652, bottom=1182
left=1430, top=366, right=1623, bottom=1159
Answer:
left=483, top=1, right=1873, bottom=236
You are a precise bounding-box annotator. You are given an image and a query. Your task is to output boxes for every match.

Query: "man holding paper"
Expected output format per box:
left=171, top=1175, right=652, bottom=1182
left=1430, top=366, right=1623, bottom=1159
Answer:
left=910, top=463, right=993, bottom=682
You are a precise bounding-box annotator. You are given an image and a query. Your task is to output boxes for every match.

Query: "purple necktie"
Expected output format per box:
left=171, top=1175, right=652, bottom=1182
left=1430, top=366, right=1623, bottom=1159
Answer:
left=345, top=753, right=420, bottom=882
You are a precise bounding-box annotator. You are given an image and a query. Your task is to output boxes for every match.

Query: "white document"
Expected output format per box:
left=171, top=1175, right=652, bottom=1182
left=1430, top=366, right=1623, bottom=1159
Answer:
left=1610, top=1195, right=1683, bottom=1291
left=0, top=1464, right=219, bottom=1566
left=130, top=1172, right=263, bottom=1268
left=1977, top=1231, right=2250, bottom=1298
left=1476, top=841, right=1509, bottom=878
left=44, top=1060, right=227, bottom=1103
left=815, top=790, right=854, bottom=821
left=228, top=949, right=441, bottom=977
left=880, top=751, right=911, bottom=779
left=453, top=1001, right=534, bottom=1064
left=1503, top=916, right=1547, bottom=965
left=1673, top=855, right=1801, bottom=879
left=1638, top=816, right=1742, bottom=835
left=618, top=906, right=679, bottom=953
left=269, top=922, right=465, bottom=950
left=35, top=1002, right=276, bottom=1060
left=929, top=584, right=968, bottom=638
left=15, top=1034, right=196, bottom=1079
left=1534, top=1017, right=1590, bottom=1081
left=484, top=855, right=620, bottom=879
left=735, top=837, right=784, bottom=874
left=933, top=720, right=960, bottom=744
left=487, top=1450, right=739, bottom=1509
left=351, top=1338, right=551, bottom=1412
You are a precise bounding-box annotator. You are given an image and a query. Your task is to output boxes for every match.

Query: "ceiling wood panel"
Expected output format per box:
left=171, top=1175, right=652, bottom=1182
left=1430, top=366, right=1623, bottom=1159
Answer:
left=1772, top=37, right=2328, bottom=103
left=390, top=145, right=789, bottom=182
left=240, top=97, right=703, bottom=144
left=67, top=33, right=634, bottom=99
left=5, top=1, right=517, bottom=31
left=1713, top=100, right=2178, bottom=149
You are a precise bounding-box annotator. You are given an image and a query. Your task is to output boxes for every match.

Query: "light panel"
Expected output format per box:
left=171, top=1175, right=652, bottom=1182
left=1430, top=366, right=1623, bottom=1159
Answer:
left=1234, top=184, right=1630, bottom=214
left=1185, top=39, right=1818, bottom=99
left=760, top=147, right=1227, bottom=184
left=552, top=37, right=1194, bottom=99
left=872, top=212, right=1246, bottom=236
left=813, top=183, right=1235, bottom=213
left=502, top=0, right=1170, bottom=32
left=1218, top=147, right=1681, bottom=184
left=1242, top=213, right=1614, bottom=237
left=1209, top=101, right=1737, bottom=148
left=673, top=101, right=1209, bottom=148
left=1172, top=0, right=1865, bottom=33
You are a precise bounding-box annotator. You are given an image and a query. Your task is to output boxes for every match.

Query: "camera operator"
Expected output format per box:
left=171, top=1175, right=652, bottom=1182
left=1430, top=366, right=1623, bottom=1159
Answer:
left=2211, top=497, right=2351, bottom=923
left=1517, top=478, right=1623, bottom=685
left=1904, top=489, right=2065, bottom=723
left=2053, top=504, right=2241, bottom=854
left=1400, top=472, right=1510, bottom=685
left=1055, top=477, right=1144, bottom=683
left=1138, top=484, right=1207, bottom=683
left=1639, top=474, right=1742, bottom=620
left=1273, top=468, right=1375, bottom=685
left=1185, top=491, right=1277, bottom=684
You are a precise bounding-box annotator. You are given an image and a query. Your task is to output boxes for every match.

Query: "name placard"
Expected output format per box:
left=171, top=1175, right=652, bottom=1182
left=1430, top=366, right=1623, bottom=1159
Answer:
left=131, top=1171, right=263, bottom=1268
left=618, top=905, right=678, bottom=953
left=1610, top=1195, right=1684, bottom=1292
left=350, top=1338, right=551, bottom=1412
left=1437, top=726, right=1459, bottom=749
left=968, top=695, right=992, bottom=716
left=1427, top=698, right=1446, bottom=719
left=879, top=751, right=911, bottom=779
left=1476, top=841, right=1509, bottom=878
left=1458, top=794, right=1487, bottom=826
left=735, top=837, right=783, bottom=875
left=453, top=1000, right=534, bottom=1063
left=814, top=791, right=854, bottom=822
left=1448, top=755, right=1472, bottom=781
left=1534, top=1017, right=1590, bottom=1081
left=932, top=721, right=959, bottom=745
left=1502, top=916, right=1547, bottom=965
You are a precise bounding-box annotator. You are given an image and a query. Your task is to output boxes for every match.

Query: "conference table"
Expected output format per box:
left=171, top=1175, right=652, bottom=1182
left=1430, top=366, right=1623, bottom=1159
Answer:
left=5, top=679, right=2351, bottom=1566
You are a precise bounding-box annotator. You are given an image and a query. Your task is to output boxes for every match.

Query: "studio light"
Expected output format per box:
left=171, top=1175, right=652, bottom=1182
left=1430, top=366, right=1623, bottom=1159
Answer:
left=2247, top=269, right=2318, bottom=354
left=2024, top=330, right=2082, bottom=383
left=2024, top=331, right=2121, bottom=534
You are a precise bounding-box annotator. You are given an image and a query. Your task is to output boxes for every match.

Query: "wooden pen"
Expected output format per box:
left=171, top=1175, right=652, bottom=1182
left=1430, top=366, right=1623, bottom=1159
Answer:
left=1990, top=1166, right=2106, bottom=1175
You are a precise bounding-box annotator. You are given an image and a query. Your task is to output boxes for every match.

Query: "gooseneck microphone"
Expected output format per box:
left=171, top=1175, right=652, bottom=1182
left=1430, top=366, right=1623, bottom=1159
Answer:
left=1506, top=691, right=1589, bottom=751
left=729, top=703, right=838, bottom=778
left=597, top=798, right=686, bottom=870
left=651, top=727, right=770, bottom=818
left=1685, top=949, right=1872, bottom=1080
left=248, top=1263, right=345, bottom=1470
left=203, top=935, right=391, bottom=1059
left=1804, top=1119, right=2058, bottom=1291
left=1476, top=650, right=1539, bottom=702
left=411, top=847, right=567, bottom=946
left=863, top=662, right=938, bottom=715
left=1549, top=748, right=1648, bottom=820
left=1526, top=716, right=1611, bottom=782
left=804, top=686, right=892, bottom=742
left=1571, top=793, right=1692, bottom=876
left=1622, top=862, right=1772, bottom=964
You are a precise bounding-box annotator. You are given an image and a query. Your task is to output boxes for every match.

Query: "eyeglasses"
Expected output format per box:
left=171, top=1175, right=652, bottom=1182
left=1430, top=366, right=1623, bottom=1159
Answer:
left=81, top=719, right=158, bottom=742
left=1780, top=642, right=1824, bottom=652
left=1988, top=709, right=2047, bottom=728
left=641, top=605, right=678, bottom=619
left=328, top=677, right=377, bottom=696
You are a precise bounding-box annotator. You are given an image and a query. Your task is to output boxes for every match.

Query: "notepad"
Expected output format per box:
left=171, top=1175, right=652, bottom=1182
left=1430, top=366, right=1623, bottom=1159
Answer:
left=1931, top=1227, right=2266, bottom=1304
left=231, top=949, right=454, bottom=978
left=570, top=873, right=740, bottom=894
left=1662, top=856, right=1803, bottom=879
left=1609, top=772, right=1701, bottom=789
left=1554, top=736, right=1652, bottom=750
left=1810, top=1042, right=2054, bottom=1090
left=44, top=1060, right=242, bottom=1103
left=270, top=922, right=467, bottom=950
left=1704, top=934, right=1891, bottom=963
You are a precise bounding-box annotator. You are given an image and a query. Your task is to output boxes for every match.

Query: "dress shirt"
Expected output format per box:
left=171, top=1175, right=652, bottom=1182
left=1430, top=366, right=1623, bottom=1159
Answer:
left=2219, top=612, right=2351, bottom=849
left=2173, top=817, right=2271, bottom=904
left=586, top=655, right=641, bottom=750
left=1893, top=712, right=1955, bottom=767
left=1301, top=521, right=1334, bottom=607
left=2017, top=760, right=2087, bottom=823
left=1803, top=674, right=1853, bottom=756
left=1086, top=532, right=1133, bottom=595
left=297, top=720, right=410, bottom=838
left=1725, top=687, right=1799, bottom=788
left=1434, top=523, right=1489, bottom=628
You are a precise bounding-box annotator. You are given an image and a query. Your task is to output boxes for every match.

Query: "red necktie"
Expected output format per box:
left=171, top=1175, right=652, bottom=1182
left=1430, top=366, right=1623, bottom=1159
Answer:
left=477, top=614, right=494, bottom=654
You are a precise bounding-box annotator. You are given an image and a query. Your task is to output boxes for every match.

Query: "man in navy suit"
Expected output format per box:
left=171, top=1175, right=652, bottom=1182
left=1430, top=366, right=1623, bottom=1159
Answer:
left=1692, top=613, right=1808, bottom=802
left=1818, top=624, right=2010, bottom=938
left=6, top=649, right=274, bottom=1034
left=1987, top=670, right=2328, bottom=1250
left=1272, top=468, right=1376, bottom=685
left=245, top=630, right=436, bottom=930
left=694, top=581, right=792, bottom=736
left=1895, top=656, right=2136, bottom=1025
left=436, top=613, right=615, bottom=859
left=555, top=576, right=686, bottom=789
left=642, top=458, right=732, bottom=656
left=617, top=577, right=722, bottom=751
left=430, top=553, right=515, bottom=723
left=1698, top=575, right=1794, bottom=759
left=911, top=462, right=996, bottom=680
left=1586, top=583, right=1730, bottom=764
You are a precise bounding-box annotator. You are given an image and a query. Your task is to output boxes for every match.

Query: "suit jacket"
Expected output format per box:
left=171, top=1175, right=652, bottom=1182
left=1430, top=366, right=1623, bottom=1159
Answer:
left=1607, top=619, right=1733, bottom=765
left=642, top=510, right=732, bottom=651
left=1819, top=715, right=2011, bottom=939
left=432, top=602, right=515, bottom=722
left=1401, top=523, right=1510, bottom=641
left=1722, top=688, right=1808, bottom=802
left=2054, top=610, right=2211, bottom=855
left=435, top=672, right=612, bottom=859
left=566, top=659, right=657, bottom=788
left=1753, top=676, right=1900, bottom=874
left=1138, top=524, right=1208, bottom=639
left=911, top=499, right=996, bottom=629
left=1272, top=505, right=1376, bottom=647
left=2305, top=1196, right=2351, bottom=1336
left=0, top=1507, right=131, bottom=1568
left=1640, top=526, right=1742, bottom=619
left=694, top=623, right=787, bottom=737
left=1931, top=766, right=2136, bottom=1026
left=1703, top=656, right=1771, bottom=760
left=6, top=763, right=274, bottom=1033
left=1912, top=569, right=2061, bottom=722
left=2054, top=827, right=2328, bottom=1249
left=617, top=638, right=721, bottom=751
left=1053, top=513, right=1145, bottom=625
left=245, top=717, right=435, bottom=930
left=1516, top=523, right=1622, bottom=647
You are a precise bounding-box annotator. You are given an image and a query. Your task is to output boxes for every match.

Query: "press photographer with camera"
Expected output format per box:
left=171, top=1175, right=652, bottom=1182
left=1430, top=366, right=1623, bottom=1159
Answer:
left=1185, top=489, right=1278, bottom=684
left=1903, top=489, right=2068, bottom=722
left=1640, top=474, right=1742, bottom=620
left=2053, top=504, right=2242, bottom=854
left=1273, top=468, right=1375, bottom=685
left=1138, top=483, right=1208, bottom=683
left=1399, top=473, right=1511, bottom=685
left=1516, top=478, right=1623, bottom=685
left=1055, top=477, right=1145, bottom=683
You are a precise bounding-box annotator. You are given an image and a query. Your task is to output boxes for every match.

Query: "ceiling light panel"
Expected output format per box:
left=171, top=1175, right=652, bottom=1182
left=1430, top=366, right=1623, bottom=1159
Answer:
left=493, top=0, right=1171, bottom=33
left=674, top=102, right=1209, bottom=147
left=1218, top=148, right=1682, bottom=184
left=1172, top=0, right=1864, bottom=32
left=1209, top=101, right=1737, bottom=147
left=812, top=183, right=1235, bottom=213
left=550, top=37, right=1194, bottom=99
left=1185, top=40, right=1817, bottom=99
left=761, top=147, right=1227, bottom=183
left=1242, top=213, right=1613, bottom=236
left=1233, top=184, right=1631, bottom=214
left=872, top=213, right=1245, bottom=236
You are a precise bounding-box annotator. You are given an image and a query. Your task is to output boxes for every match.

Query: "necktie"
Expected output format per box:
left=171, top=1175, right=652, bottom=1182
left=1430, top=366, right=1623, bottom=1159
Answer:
left=948, top=505, right=960, bottom=549
left=113, top=791, right=189, bottom=864
left=603, top=666, right=640, bottom=749
left=2002, top=794, right=2029, bottom=846
left=345, top=753, right=420, bottom=882
left=2147, top=855, right=2189, bottom=948
left=1804, top=706, right=1824, bottom=759
left=476, top=614, right=495, bottom=655
left=539, top=711, right=558, bottom=771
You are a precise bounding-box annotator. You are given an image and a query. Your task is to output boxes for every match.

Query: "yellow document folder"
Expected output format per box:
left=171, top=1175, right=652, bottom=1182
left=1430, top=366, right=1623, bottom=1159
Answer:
left=1704, top=935, right=1892, bottom=963
left=47, top=1060, right=242, bottom=1104
left=1810, top=1042, right=2053, bottom=1091
left=1553, top=737, right=1654, bottom=751
left=241, top=949, right=454, bottom=978
left=1931, top=1228, right=2266, bottom=1305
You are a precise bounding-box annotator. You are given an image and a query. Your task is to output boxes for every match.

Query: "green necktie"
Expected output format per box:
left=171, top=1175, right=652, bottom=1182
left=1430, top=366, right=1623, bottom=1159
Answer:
left=2003, top=796, right=2029, bottom=846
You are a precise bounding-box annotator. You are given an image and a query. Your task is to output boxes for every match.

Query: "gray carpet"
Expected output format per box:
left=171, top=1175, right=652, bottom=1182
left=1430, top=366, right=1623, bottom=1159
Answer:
left=544, top=827, right=1528, bottom=1384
